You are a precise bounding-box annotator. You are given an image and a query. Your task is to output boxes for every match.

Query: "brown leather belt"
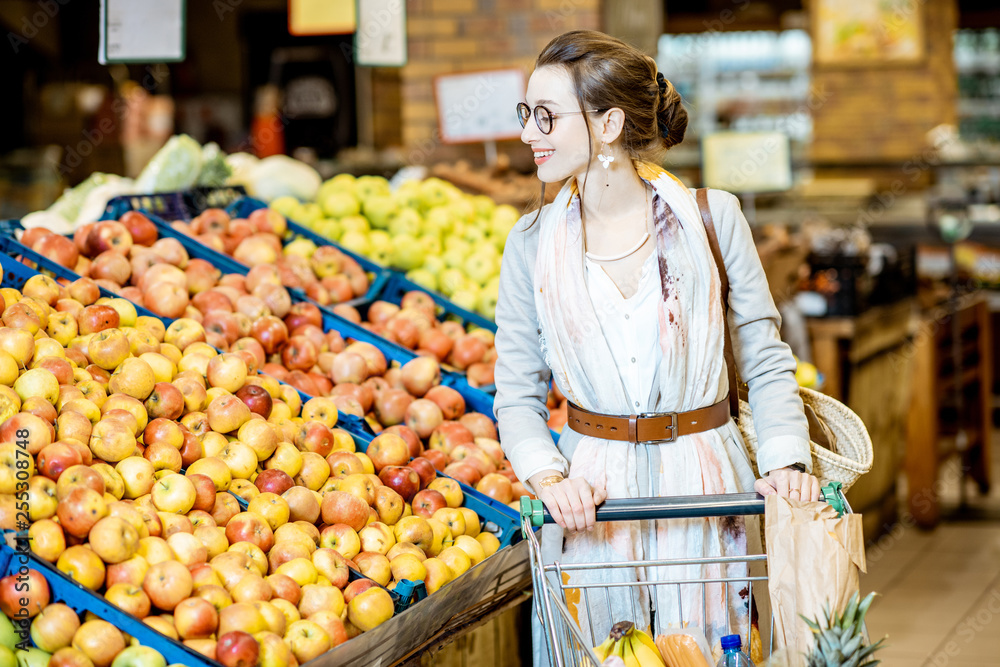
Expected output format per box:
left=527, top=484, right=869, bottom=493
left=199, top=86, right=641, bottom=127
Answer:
left=566, top=397, right=731, bottom=443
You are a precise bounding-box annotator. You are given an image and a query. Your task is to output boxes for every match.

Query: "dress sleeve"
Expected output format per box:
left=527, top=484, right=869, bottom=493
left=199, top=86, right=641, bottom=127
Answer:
left=492, top=215, right=569, bottom=492
left=709, top=190, right=811, bottom=476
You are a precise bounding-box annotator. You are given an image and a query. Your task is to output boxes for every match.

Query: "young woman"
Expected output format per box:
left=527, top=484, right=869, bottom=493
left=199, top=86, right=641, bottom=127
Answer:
left=493, top=30, right=820, bottom=661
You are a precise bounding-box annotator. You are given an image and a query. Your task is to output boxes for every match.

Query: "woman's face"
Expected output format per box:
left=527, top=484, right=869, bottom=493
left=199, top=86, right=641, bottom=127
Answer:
left=521, top=66, right=599, bottom=184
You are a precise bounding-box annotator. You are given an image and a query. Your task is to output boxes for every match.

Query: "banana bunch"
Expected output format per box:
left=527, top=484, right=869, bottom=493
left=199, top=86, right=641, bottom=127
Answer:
left=594, top=621, right=666, bottom=667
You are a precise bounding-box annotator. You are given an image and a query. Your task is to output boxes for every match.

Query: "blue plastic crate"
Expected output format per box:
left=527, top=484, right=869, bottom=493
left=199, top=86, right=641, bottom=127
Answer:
left=377, top=271, right=497, bottom=334
left=0, top=542, right=219, bottom=666
left=102, top=186, right=249, bottom=222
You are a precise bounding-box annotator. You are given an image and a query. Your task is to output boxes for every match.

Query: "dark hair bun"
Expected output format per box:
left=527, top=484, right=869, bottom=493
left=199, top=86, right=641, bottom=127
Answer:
left=657, top=78, right=687, bottom=150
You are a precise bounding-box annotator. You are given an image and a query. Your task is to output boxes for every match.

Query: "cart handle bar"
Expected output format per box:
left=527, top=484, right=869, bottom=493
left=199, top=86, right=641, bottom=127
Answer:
left=520, top=483, right=846, bottom=528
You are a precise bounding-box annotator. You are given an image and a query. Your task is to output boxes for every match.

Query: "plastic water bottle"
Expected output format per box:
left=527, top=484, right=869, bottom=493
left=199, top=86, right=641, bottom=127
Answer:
left=716, top=634, right=755, bottom=667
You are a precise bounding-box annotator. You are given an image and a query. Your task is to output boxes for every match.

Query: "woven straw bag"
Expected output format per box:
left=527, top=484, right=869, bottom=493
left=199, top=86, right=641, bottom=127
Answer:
left=696, top=189, right=873, bottom=492
left=737, top=389, right=873, bottom=492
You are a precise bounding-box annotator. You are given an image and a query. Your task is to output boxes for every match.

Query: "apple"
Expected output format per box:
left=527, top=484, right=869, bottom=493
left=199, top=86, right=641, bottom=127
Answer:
left=215, top=630, right=259, bottom=667
left=347, top=586, right=394, bottom=632
left=393, top=516, right=435, bottom=555
left=284, top=619, right=330, bottom=664
left=207, top=394, right=252, bottom=434
left=25, top=478, right=59, bottom=523
left=88, top=328, right=130, bottom=371
left=56, top=486, right=108, bottom=538
left=411, top=489, right=447, bottom=519
left=142, top=559, right=193, bottom=611
left=366, top=432, right=410, bottom=472
left=377, top=466, right=420, bottom=503
left=298, top=583, right=345, bottom=618
left=56, top=545, right=105, bottom=590
left=326, top=451, right=364, bottom=479
left=428, top=477, right=464, bottom=508
left=461, top=411, right=499, bottom=440
left=247, top=493, right=290, bottom=532
left=71, top=619, right=126, bottom=667
left=237, top=418, right=278, bottom=461
left=235, top=384, right=272, bottom=418
left=0, top=568, right=48, bottom=620
left=88, top=516, right=140, bottom=564
left=429, top=421, right=475, bottom=454
left=372, top=485, right=405, bottom=525
left=358, top=522, right=396, bottom=556
left=225, top=512, right=275, bottom=553
left=28, top=602, right=78, bottom=653
left=425, top=385, right=466, bottom=421
left=150, top=473, right=197, bottom=514
left=104, top=582, right=151, bottom=619
left=319, top=524, right=361, bottom=560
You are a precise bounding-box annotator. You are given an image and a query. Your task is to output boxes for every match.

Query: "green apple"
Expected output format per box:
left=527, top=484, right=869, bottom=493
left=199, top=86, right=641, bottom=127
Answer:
left=0, top=646, right=14, bottom=667
left=417, top=178, right=456, bottom=211
left=15, top=648, right=50, bottom=667
left=316, top=218, right=343, bottom=241
left=438, top=268, right=468, bottom=296
left=368, top=230, right=394, bottom=265
left=320, top=190, right=361, bottom=218
left=445, top=198, right=476, bottom=225
left=462, top=225, right=488, bottom=246
left=463, top=250, right=499, bottom=286
left=110, top=645, right=167, bottom=667
left=390, top=234, right=426, bottom=272
left=284, top=237, right=317, bottom=259
left=477, top=278, right=500, bottom=320
left=339, top=230, right=371, bottom=256
left=363, top=197, right=399, bottom=229
left=424, top=207, right=453, bottom=237
left=444, top=237, right=471, bottom=254
left=423, top=255, right=447, bottom=277
left=340, top=215, right=371, bottom=234
left=405, top=269, right=437, bottom=292
left=389, top=208, right=423, bottom=237
left=418, top=234, right=443, bottom=257
left=270, top=196, right=303, bottom=220
left=0, top=615, right=15, bottom=650
left=451, top=287, right=481, bottom=312
left=297, top=202, right=324, bottom=226
left=356, top=175, right=391, bottom=200
left=471, top=194, right=496, bottom=220
left=393, top=182, right=422, bottom=210
left=442, top=247, right=467, bottom=270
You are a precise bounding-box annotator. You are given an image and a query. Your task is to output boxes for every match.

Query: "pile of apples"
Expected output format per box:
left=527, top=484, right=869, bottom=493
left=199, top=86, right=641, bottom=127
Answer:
left=333, top=290, right=497, bottom=388
left=167, top=207, right=373, bottom=307
left=271, top=174, right=523, bottom=321
left=0, top=280, right=450, bottom=664
left=0, top=602, right=173, bottom=667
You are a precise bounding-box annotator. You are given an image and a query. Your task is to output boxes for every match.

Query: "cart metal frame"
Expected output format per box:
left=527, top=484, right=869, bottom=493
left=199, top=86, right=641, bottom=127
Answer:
left=520, top=486, right=852, bottom=667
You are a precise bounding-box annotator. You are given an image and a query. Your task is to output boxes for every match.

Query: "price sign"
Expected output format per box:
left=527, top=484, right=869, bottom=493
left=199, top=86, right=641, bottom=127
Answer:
left=702, top=131, right=793, bottom=194
left=434, top=69, right=526, bottom=144
left=99, top=0, right=185, bottom=64
left=356, top=0, right=407, bottom=67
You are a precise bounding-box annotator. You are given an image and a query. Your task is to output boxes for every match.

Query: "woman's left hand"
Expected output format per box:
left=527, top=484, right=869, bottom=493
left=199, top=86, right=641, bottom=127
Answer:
left=754, top=466, right=821, bottom=502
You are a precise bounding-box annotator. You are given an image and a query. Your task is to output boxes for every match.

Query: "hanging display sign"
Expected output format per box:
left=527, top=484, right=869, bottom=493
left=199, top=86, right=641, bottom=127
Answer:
left=289, top=0, right=356, bottom=36
left=356, top=0, right=407, bottom=67
left=99, top=0, right=186, bottom=64
left=434, top=69, right=526, bottom=144
left=702, top=131, right=793, bottom=193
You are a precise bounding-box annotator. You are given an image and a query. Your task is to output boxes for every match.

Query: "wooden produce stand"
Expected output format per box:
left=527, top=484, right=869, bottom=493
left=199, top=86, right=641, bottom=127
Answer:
left=806, top=299, right=919, bottom=540
left=904, top=294, right=993, bottom=528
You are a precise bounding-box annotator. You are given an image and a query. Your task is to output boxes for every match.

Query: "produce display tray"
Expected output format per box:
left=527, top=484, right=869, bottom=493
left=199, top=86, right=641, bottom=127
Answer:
left=95, top=208, right=495, bottom=417
left=0, top=540, right=221, bottom=666
left=0, top=235, right=377, bottom=440
left=103, top=186, right=250, bottom=223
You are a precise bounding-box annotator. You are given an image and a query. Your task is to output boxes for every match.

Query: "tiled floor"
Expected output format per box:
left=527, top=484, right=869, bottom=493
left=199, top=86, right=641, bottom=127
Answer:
left=861, top=435, right=1000, bottom=666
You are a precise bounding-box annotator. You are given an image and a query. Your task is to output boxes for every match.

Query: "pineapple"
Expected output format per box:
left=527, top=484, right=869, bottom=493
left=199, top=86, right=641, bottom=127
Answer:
left=802, top=592, right=886, bottom=667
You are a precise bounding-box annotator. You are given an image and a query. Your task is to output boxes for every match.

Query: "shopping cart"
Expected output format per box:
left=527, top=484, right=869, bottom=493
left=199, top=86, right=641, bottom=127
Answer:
left=519, top=484, right=852, bottom=667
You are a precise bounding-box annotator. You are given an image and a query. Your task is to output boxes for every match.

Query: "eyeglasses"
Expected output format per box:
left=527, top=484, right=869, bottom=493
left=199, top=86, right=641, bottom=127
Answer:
left=516, top=102, right=602, bottom=135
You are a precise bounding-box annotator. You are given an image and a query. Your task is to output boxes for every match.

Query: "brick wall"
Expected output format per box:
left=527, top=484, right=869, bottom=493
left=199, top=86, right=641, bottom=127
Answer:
left=371, top=0, right=601, bottom=160
left=810, top=0, right=958, bottom=164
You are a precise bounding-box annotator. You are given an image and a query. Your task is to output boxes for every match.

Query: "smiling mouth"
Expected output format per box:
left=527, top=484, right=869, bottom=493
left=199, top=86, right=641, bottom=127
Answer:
left=533, top=150, right=554, bottom=164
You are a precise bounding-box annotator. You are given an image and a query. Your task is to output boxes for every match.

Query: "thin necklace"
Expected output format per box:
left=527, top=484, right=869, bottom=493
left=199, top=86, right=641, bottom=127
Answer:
left=585, top=186, right=650, bottom=262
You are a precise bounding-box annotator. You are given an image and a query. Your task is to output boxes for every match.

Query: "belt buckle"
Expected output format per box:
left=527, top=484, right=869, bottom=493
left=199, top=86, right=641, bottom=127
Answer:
left=638, top=411, right=677, bottom=443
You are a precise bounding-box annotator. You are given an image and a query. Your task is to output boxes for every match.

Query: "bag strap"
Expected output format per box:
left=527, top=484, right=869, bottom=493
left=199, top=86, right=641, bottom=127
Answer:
left=696, top=188, right=741, bottom=422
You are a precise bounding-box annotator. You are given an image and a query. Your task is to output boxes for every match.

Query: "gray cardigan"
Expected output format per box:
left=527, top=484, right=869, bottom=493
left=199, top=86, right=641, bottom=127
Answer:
left=492, top=188, right=811, bottom=491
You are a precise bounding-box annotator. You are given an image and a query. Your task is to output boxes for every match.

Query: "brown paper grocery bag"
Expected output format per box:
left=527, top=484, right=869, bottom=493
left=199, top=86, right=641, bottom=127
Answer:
left=764, top=494, right=866, bottom=661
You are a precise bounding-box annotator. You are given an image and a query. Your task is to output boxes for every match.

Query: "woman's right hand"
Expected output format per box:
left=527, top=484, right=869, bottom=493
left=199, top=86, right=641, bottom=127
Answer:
left=528, top=469, right=607, bottom=533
